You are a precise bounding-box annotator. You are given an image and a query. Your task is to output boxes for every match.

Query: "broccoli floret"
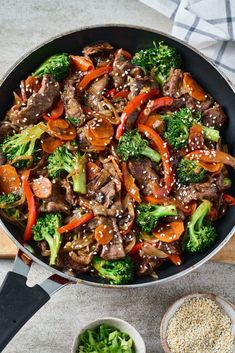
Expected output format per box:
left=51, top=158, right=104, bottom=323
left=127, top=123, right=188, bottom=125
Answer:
left=177, top=158, right=206, bottom=185
left=136, top=202, right=177, bottom=233
left=184, top=200, right=217, bottom=253
left=132, top=41, right=181, bottom=86
left=32, top=213, right=62, bottom=265
left=163, top=108, right=220, bottom=149
left=117, top=129, right=161, bottom=163
left=0, top=192, right=20, bottom=209
left=0, top=122, right=46, bottom=167
left=32, top=53, right=70, bottom=81
left=66, top=117, right=81, bottom=126
left=92, top=256, right=134, bottom=285
left=47, top=145, right=87, bottom=194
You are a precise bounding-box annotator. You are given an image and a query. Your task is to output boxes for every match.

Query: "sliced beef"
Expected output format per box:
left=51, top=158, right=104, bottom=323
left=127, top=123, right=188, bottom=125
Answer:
left=184, top=95, right=214, bottom=112
left=128, top=76, right=158, bottom=100
left=128, top=158, right=159, bottom=195
left=99, top=180, right=116, bottom=208
left=101, top=218, right=125, bottom=260
left=62, top=72, right=84, bottom=126
left=60, top=179, right=77, bottom=206
left=8, top=74, right=60, bottom=125
left=111, top=49, right=134, bottom=89
left=202, top=104, right=227, bottom=128
left=0, top=121, right=18, bottom=140
left=163, top=69, right=184, bottom=97
left=158, top=241, right=181, bottom=255
left=84, top=74, right=110, bottom=111
left=56, top=253, right=90, bottom=273
left=176, top=179, right=218, bottom=204
left=137, top=257, right=165, bottom=276
left=82, top=42, right=114, bottom=56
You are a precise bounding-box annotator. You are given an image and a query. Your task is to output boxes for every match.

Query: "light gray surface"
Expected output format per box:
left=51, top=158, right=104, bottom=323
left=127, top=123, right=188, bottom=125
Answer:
left=0, top=1, right=234, bottom=353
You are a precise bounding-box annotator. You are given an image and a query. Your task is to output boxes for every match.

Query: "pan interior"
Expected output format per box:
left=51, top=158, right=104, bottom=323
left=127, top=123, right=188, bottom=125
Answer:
left=0, top=26, right=235, bottom=286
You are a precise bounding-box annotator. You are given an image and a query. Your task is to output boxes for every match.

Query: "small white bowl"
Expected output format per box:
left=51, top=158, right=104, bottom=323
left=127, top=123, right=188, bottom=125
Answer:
left=72, top=317, right=146, bottom=353
left=160, top=293, right=235, bottom=353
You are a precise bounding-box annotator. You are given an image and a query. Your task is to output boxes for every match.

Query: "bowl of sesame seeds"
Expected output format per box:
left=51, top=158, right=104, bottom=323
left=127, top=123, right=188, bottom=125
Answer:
left=160, top=293, right=235, bottom=353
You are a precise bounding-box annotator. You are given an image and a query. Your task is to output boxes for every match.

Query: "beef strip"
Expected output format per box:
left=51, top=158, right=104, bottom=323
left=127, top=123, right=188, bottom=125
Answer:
left=202, top=104, right=227, bottom=128
left=128, top=76, right=158, bottom=100
left=62, top=72, right=84, bottom=126
left=56, top=253, right=90, bottom=273
left=163, top=69, right=185, bottom=97
left=169, top=94, right=214, bottom=113
left=158, top=241, right=181, bottom=255
left=82, top=42, right=114, bottom=56
left=137, top=257, right=165, bottom=276
left=101, top=218, right=125, bottom=260
left=84, top=74, right=110, bottom=111
left=128, top=158, right=159, bottom=195
left=60, top=179, right=78, bottom=206
left=8, top=74, right=60, bottom=125
left=111, top=49, right=134, bottom=89
left=176, top=179, right=218, bottom=204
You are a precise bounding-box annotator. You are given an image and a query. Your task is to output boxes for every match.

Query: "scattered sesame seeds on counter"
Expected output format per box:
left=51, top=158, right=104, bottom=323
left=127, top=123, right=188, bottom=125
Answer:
left=165, top=296, right=235, bottom=353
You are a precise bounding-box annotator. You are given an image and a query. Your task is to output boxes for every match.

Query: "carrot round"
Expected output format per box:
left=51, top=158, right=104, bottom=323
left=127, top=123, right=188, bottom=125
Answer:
left=0, top=165, right=21, bottom=194
left=47, top=119, right=76, bottom=141
left=95, top=224, right=113, bottom=245
left=85, top=126, right=112, bottom=147
left=152, top=221, right=184, bottom=243
left=41, top=137, right=64, bottom=154
left=31, top=177, right=52, bottom=199
left=88, top=118, right=113, bottom=139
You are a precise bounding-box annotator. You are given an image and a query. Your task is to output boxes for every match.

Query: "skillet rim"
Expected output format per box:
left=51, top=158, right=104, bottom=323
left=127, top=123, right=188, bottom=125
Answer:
left=0, top=24, right=234, bottom=289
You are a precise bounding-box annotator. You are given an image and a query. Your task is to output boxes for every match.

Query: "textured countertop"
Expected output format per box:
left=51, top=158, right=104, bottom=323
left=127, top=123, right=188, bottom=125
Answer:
left=0, top=1, right=235, bottom=352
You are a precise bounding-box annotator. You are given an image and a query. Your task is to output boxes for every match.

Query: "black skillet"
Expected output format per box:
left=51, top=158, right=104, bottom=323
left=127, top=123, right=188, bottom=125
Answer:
left=0, top=25, right=235, bottom=352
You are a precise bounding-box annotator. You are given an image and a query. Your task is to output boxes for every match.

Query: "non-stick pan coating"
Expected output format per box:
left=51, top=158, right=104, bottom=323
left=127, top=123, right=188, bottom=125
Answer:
left=0, top=25, right=235, bottom=287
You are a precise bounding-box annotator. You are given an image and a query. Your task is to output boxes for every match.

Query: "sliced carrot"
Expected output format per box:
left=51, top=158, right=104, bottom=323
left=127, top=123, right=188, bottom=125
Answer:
left=168, top=255, right=182, bottom=266
left=58, top=213, right=94, bottom=234
left=152, top=221, right=184, bottom=243
left=183, top=73, right=206, bottom=101
left=88, top=118, right=113, bottom=139
left=115, top=48, right=132, bottom=60
left=85, top=126, right=112, bottom=147
left=70, top=55, right=94, bottom=71
left=41, top=136, right=64, bottom=154
left=0, top=165, right=21, bottom=194
left=78, top=66, right=112, bottom=91
left=31, top=177, right=52, bottom=199
left=95, top=224, right=113, bottom=245
left=86, top=162, right=101, bottom=181
left=47, top=119, right=76, bottom=141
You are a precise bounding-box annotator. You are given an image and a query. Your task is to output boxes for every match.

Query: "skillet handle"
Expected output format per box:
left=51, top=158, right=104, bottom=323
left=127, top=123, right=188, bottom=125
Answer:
left=0, top=251, right=68, bottom=352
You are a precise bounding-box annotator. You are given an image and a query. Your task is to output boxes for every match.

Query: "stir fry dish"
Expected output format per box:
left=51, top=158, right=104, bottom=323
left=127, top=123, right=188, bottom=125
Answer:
left=0, top=40, right=235, bottom=284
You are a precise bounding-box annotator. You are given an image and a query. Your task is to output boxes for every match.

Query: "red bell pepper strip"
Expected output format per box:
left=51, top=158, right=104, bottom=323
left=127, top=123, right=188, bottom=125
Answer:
left=106, top=88, right=116, bottom=97
left=185, top=150, right=235, bottom=168
left=223, top=194, right=235, bottom=206
left=78, top=66, right=112, bottom=91
left=116, top=89, right=160, bottom=139
left=129, top=242, right=143, bottom=255
left=22, top=170, right=36, bottom=241
left=113, top=90, right=129, bottom=100
left=121, top=162, right=141, bottom=203
left=42, top=100, right=64, bottom=121
left=58, top=213, right=94, bottom=234
left=138, top=124, right=174, bottom=198
left=136, top=96, right=174, bottom=126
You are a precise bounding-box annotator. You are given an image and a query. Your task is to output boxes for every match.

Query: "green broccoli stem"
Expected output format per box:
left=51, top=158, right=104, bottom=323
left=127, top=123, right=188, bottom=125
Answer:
left=71, top=155, right=87, bottom=194
left=202, top=126, right=220, bottom=142
left=223, top=177, right=232, bottom=188
left=153, top=204, right=177, bottom=218
left=189, top=200, right=212, bottom=231
left=45, top=233, right=61, bottom=265
left=141, top=145, right=161, bottom=163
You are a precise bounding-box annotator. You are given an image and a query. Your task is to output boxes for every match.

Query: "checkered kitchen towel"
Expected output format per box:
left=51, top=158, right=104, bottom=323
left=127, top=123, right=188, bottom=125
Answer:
left=140, top=0, right=235, bottom=84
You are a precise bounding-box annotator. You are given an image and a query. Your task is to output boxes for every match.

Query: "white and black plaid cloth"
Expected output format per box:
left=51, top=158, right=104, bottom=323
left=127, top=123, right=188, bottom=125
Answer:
left=140, top=0, right=235, bottom=83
